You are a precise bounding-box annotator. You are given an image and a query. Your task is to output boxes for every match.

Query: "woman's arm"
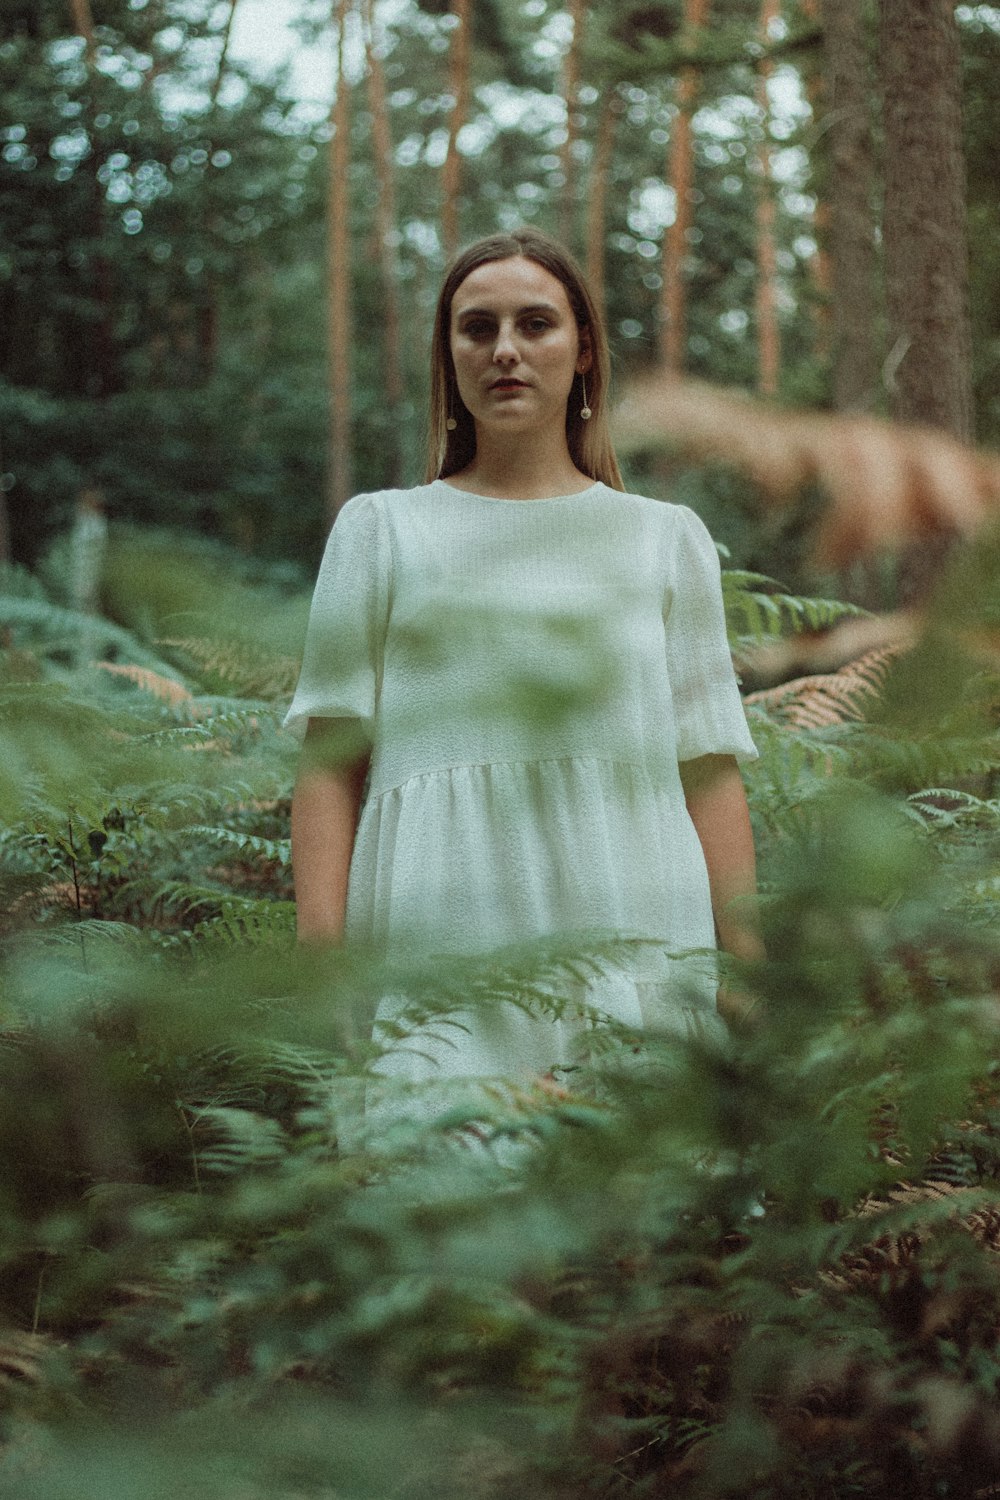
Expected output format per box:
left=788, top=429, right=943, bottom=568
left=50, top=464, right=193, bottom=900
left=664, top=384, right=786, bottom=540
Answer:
left=680, top=752, right=763, bottom=966
left=290, top=718, right=370, bottom=945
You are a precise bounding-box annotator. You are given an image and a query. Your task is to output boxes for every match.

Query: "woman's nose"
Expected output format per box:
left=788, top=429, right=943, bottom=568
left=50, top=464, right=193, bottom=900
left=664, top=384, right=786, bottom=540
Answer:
left=493, top=323, right=518, bottom=362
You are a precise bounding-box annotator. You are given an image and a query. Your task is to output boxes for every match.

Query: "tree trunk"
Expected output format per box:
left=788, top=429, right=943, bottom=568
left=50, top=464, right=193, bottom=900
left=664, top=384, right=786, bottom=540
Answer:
left=441, top=0, right=472, bottom=260
left=799, top=0, right=834, bottom=362
left=819, top=0, right=879, bottom=411
left=586, top=89, right=622, bottom=329
left=328, top=0, right=354, bottom=521
left=69, top=0, right=116, bottom=397
left=210, top=0, right=239, bottom=109
left=880, top=0, right=973, bottom=440
left=363, top=0, right=405, bottom=486
left=755, top=0, right=782, bottom=398
left=559, top=0, right=586, bottom=247
left=659, top=0, right=710, bottom=370
left=68, top=0, right=96, bottom=59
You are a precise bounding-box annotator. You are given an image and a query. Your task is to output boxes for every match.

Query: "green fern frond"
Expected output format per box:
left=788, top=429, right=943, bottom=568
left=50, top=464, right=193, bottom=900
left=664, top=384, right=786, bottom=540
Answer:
left=176, top=902, right=296, bottom=950
left=723, top=571, right=869, bottom=647
left=0, top=597, right=180, bottom=675
left=159, top=637, right=300, bottom=700
left=40, top=919, right=147, bottom=949
left=177, top=1103, right=288, bottom=1176
left=852, top=732, right=999, bottom=791
left=187, top=826, right=291, bottom=867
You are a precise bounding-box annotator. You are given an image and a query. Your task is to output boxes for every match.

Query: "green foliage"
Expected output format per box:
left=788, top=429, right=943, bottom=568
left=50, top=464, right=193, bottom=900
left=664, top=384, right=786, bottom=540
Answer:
left=6, top=1, right=997, bottom=576
left=2, top=522, right=1000, bottom=1497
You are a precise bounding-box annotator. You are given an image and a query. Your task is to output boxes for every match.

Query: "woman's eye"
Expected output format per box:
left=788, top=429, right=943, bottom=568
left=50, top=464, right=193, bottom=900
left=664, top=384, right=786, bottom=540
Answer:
left=524, top=317, right=551, bottom=333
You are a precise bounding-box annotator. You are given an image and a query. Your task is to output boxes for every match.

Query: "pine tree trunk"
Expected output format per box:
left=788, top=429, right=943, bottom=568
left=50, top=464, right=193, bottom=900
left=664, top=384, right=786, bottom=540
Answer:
left=210, top=0, right=239, bottom=109
left=880, top=0, right=973, bottom=439
left=755, top=0, right=782, bottom=398
left=70, top=0, right=116, bottom=397
left=798, top=0, right=834, bottom=362
left=819, top=0, right=879, bottom=411
left=659, top=0, right=710, bottom=370
left=68, top=0, right=96, bottom=58
left=559, top=0, right=586, bottom=247
left=441, top=0, right=472, bottom=260
left=586, top=89, right=621, bottom=328
left=363, top=0, right=405, bottom=485
left=328, top=0, right=354, bottom=520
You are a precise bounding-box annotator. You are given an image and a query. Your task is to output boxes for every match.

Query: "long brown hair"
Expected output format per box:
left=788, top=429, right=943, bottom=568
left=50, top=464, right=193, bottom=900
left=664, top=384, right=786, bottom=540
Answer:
left=424, top=228, right=624, bottom=490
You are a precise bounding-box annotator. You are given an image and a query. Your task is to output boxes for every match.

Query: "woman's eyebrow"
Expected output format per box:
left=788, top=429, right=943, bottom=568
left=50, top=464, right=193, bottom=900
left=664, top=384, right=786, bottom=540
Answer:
left=455, top=301, right=562, bottom=321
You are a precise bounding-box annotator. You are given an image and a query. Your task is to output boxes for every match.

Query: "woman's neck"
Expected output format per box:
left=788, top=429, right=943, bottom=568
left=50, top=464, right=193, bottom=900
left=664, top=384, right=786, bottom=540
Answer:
left=449, top=430, right=591, bottom=500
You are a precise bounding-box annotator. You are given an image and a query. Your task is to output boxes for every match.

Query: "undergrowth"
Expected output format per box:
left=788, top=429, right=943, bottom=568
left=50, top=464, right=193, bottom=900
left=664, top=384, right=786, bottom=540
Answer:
left=0, top=522, right=999, bottom=1498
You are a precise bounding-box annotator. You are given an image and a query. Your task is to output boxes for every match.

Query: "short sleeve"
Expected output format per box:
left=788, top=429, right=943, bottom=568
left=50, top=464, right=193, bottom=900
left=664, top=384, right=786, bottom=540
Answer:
left=663, top=505, right=758, bottom=763
left=283, top=493, right=391, bottom=742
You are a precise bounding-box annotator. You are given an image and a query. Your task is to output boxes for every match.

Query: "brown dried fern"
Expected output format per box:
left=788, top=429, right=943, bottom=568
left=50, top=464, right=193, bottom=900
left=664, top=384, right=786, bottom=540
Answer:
left=745, top=645, right=899, bottom=729
left=95, top=661, right=192, bottom=707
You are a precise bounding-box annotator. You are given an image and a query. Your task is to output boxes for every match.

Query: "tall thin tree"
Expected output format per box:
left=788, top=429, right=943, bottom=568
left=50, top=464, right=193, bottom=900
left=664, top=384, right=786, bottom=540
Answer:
left=755, top=0, right=782, bottom=397
left=68, top=0, right=96, bottom=58
left=659, top=0, right=710, bottom=370
left=819, top=0, right=879, bottom=411
left=69, top=0, right=115, bottom=398
left=586, top=89, right=622, bottom=329
left=210, top=0, right=240, bottom=110
left=328, top=0, right=355, bottom=520
left=798, top=0, right=834, bottom=363
left=880, top=0, right=973, bottom=440
left=559, top=0, right=586, bottom=247
left=441, top=0, right=472, bottom=260
left=363, top=0, right=405, bottom=485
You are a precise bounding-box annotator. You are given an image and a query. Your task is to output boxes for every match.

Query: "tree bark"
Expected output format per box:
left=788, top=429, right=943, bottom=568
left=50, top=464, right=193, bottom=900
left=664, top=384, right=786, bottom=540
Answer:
left=755, top=0, right=782, bottom=398
left=328, top=0, right=354, bottom=521
left=659, top=0, right=710, bottom=371
left=797, top=0, right=834, bottom=362
left=68, top=0, right=96, bottom=60
left=880, top=0, right=973, bottom=440
left=559, top=0, right=586, bottom=248
left=441, top=0, right=472, bottom=260
left=586, top=89, right=622, bottom=329
left=210, top=0, right=239, bottom=109
left=70, top=0, right=115, bottom=397
left=363, top=0, right=405, bottom=486
left=819, top=0, right=879, bottom=411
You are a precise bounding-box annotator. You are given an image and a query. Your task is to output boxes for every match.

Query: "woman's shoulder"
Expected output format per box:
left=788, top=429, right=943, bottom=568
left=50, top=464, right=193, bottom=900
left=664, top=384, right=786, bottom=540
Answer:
left=612, top=489, right=710, bottom=534
left=335, top=483, right=444, bottom=522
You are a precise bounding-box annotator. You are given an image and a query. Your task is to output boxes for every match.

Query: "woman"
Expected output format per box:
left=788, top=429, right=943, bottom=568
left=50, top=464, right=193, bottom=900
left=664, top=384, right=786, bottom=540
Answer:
left=286, top=228, right=760, bottom=1103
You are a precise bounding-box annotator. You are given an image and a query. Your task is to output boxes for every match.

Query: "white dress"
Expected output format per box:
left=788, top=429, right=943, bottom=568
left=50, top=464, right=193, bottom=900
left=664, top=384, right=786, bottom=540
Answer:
left=285, top=480, right=757, bottom=1096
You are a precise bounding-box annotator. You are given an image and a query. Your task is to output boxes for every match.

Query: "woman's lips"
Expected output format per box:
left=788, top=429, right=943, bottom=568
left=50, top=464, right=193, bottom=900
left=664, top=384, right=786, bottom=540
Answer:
left=491, top=379, right=529, bottom=391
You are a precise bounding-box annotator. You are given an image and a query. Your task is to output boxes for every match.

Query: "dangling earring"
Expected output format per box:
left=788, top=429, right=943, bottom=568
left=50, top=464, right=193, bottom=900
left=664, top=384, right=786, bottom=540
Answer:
left=446, top=387, right=458, bottom=431
left=446, top=413, right=458, bottom=432
left=580, top=372, right=592, bottom=422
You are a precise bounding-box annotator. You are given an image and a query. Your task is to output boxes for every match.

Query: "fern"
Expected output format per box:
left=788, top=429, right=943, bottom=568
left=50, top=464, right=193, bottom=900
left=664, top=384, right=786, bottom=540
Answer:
left=723, top=570, right=869, bottom=649
left=95, top=661, right=192, bottom=706
left=0, top=596, right=181, bottom=676
left=186, top=825, right=291, bottom=868
left=745, top=646, right=899, bottom=729
left=159, top=636, right=300, bottom=700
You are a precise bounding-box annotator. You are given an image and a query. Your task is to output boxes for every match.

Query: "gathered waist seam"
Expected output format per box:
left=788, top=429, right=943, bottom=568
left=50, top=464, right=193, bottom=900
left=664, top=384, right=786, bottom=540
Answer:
left=365, top=752, right=671, bottom=801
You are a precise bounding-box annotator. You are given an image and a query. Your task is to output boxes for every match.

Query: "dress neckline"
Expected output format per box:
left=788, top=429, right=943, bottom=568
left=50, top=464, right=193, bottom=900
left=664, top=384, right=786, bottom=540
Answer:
left=433, top=479, right=604, bottom=505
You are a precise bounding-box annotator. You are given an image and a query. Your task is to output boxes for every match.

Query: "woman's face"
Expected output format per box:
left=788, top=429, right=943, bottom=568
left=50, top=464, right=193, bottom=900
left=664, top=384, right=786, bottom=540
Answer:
left=448, top=256, right=592, bottom=442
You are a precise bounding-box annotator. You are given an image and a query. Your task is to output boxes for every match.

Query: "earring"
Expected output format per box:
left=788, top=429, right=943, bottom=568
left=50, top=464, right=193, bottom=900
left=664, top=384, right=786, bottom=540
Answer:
left=446, top=387, right=458, bottom=431
left=446, top=414, right=458, bottom=432
left=580, top=373, right=592, bottom=422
